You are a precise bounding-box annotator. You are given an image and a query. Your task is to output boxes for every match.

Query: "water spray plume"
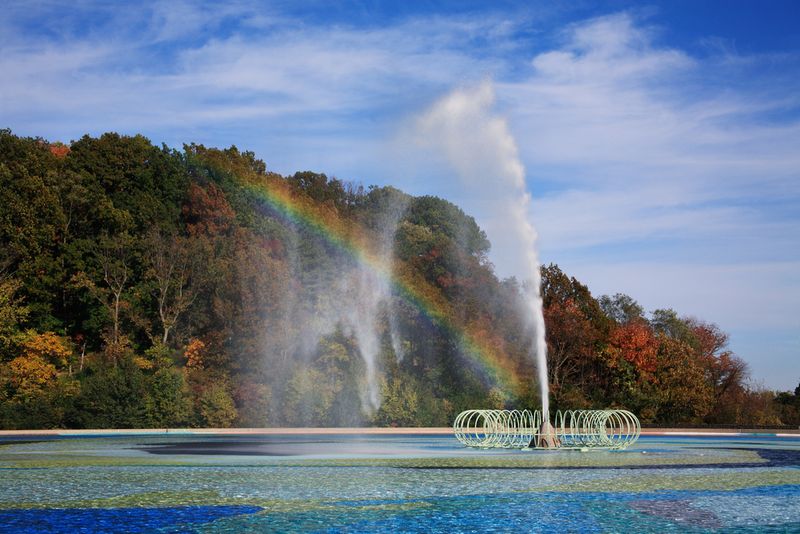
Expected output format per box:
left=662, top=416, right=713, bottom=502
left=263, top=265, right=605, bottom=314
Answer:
left=414, top=81, right=550, bottom=419
left=236, top=173, right=526, bottom=418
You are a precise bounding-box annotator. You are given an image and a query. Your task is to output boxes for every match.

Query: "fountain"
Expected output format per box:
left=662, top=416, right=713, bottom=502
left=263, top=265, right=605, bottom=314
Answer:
left=453, top=409, right=640, bottom=450
left=413, top=83, right=642, bottom=451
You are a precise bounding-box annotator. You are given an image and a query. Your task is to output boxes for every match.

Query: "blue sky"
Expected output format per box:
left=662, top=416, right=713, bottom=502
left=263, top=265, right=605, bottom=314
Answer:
left=1, top=0, right=798, bottom=390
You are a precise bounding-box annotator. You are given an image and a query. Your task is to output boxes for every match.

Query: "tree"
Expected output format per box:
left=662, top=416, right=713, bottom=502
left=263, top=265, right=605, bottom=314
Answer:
left=283, top=368, right=336, bottom=426
left=607, top=320, right=658, bottom=377
left=66, top=132, right=187, bottom=231
left=0, top=132, right=65, bottom=331
left=70, top=233, right=134, bottom=360
left=651, top=309, right=693, bottom=342
left=599, top=293, right=645, bottom=324
left=6, top=351, right=58, bottom=398
left=402, top=195, right=489, bottom=259
left=374, top=375, right=420, bottom=427
left=652, top=335, right=714, bottom=425
left=182, top=182, right=235, bottom=237
left=540, top=264, right=610, bottom=334
left=356, top=186, right=410, bottom=231
left=1, top=331, right=73, bottom=405
left=198, top=382, right=237, bottom=428
left=288, top=171, right=348, bottom=209
left=774, top=389, right=800, bottom=426
left=76, top=358, right=149, bottom=428
left=686, top=319, right=749, bottom=424
left=143, top=231, right=209, bottom=345
left=689, top=319, right=747, bottom=395
left=544, top=299, right=599, bottom=404
left=145, top=367, right=192, bottom=428
left=99, top=234, right=131, bottom=348
left=0, top=129, right=775, bottom=430
left=234, top=380, right=271, bottom=427
left=0, top=277, right=28, bottom=356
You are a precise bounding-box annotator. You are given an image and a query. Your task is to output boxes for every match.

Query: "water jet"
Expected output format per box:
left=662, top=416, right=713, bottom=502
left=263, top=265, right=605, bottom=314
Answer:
left=453, top=409, right=640, bottom=450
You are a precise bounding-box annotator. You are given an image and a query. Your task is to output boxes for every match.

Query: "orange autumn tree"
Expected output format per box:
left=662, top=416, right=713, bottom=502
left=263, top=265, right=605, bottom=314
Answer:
left=1, top=332, right=79, bottom=428
left=607, top=320, right=659, bottom=378
left=184, top=338, right=206, bottom=369
left=7, top=332, right=72, bottom=397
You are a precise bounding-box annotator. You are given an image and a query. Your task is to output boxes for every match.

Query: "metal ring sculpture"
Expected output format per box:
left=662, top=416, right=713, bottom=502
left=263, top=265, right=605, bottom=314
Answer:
left=453, top=409, right=640, bottom=450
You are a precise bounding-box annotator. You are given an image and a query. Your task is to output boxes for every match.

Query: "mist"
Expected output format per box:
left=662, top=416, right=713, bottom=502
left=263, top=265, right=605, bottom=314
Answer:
left=411, top=81, right=550, bottom=417
left=263, top=194, right=407, bottom=423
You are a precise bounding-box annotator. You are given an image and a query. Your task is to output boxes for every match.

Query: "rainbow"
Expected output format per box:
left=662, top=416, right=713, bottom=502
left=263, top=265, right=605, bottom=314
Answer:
left=228, top=168, right=525, bottom=395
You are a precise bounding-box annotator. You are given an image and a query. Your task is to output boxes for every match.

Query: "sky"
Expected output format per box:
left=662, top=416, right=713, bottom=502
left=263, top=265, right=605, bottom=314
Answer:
left=1, top=0, right=798, bottom=390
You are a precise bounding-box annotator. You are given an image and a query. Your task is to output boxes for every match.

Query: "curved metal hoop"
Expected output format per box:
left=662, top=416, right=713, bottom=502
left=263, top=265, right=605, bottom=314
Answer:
left=453, top=409, right=640, bottom=450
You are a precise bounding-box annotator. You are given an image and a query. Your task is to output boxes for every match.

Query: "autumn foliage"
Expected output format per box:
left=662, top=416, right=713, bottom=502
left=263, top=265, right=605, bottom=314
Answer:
left=48, top=143, right=70, bottom=158
left=182, top=182, right=235, bottom=237
left=607, top=321, right=658, bottom=375
left=0, top=129, right=796, bottom=429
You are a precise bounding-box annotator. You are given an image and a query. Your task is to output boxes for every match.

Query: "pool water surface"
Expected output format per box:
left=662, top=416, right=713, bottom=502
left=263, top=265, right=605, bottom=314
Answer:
left=0, top=432, right=798, bottom=532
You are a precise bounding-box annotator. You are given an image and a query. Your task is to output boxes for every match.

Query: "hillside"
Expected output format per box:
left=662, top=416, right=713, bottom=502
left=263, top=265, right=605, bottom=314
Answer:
left=0, top=130, right=797, bottom=429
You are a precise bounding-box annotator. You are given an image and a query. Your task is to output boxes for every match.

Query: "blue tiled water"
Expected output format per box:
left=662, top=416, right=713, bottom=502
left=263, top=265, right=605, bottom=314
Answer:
left=0, top=433, right=798, bottom=532
left=0, top=506, right=262, bottom=533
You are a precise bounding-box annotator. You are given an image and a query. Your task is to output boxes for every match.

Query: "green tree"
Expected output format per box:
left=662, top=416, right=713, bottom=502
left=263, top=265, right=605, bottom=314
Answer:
left=145, top=367, right=191, bottom=427
left=651, top=309, right=694, bottom=342
left=374, top=375, right=420, bottom=427
left=0, top=278, right=28, bottom=357
left=283, top=368, right=336, bottom=426
left=652, top=335, right=714, bottom=425
left=76, top=358, right=150, bottom=428
left=599, top=293, right=645, bottom=324
left=198, top=382, right=238, bottom=428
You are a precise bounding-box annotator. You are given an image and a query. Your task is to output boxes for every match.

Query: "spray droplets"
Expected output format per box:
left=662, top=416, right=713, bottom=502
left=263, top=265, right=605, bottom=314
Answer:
left=413, top=81, right=550, bottom=417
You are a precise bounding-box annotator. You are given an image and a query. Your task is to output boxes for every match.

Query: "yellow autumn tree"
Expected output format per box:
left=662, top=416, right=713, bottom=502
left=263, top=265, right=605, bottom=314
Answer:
left=5, top=332, right=72, bottom=398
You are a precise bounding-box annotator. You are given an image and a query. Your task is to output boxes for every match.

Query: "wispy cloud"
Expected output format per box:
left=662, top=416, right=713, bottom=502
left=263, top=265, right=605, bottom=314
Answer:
left=507, top=14, right=800, bottom=181
left=495, top=13, right=799, bottom=388
left=499, top=13, right=799, bottom=258
left=0, top=3, right=797, bottom=388
left=0, top=3, right=507, bottom=136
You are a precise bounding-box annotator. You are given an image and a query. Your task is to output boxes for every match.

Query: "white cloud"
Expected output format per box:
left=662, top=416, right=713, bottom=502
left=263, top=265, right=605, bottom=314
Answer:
left=487, top=13, right=799, bottom=389
left=486, top=12, right=799, bottom=262
left=503, top=14, right=800, bottom=189
left=0, top=5, right=502, bottom=130
left=1, top=5, right=798, bottom=387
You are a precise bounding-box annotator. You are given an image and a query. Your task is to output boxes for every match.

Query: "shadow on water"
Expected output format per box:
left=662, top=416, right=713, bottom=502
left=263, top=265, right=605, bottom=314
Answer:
left=132, top=434, right=800, bottom=469
left=133, top=434, right=444, bottom=457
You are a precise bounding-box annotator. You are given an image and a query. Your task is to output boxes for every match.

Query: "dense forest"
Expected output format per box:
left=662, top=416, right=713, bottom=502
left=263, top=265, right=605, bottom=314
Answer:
left=1, top=129, right=797, bottom=429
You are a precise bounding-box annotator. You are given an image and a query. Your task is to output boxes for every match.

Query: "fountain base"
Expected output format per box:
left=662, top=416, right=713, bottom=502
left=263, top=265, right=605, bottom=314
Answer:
left=453, top=409, right=640, bottom=450
left=535, top=420, right=561, bottom=448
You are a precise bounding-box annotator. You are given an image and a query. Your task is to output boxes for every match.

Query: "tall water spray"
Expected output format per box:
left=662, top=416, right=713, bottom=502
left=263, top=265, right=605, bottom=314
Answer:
left=274, top=207, right=402, bottom=421
left=340, top=257, right=394, bottom=414
left=317, top=196, right=405, bottom=416
left=414, top=82, right=550, bottom=419
left=340, top=266, right=385, bottom=412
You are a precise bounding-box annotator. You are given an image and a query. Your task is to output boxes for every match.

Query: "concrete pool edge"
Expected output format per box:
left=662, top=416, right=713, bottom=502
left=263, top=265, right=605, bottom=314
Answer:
left=1, top=427, right=798, bottom=438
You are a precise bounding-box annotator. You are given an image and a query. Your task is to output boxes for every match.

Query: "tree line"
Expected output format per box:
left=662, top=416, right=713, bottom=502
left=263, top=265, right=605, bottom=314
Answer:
left=0, top=129, right=797, bottom=429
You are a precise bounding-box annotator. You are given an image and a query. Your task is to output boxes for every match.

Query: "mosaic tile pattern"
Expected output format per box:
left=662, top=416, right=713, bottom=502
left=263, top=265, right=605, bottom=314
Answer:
left=0, top=434, right=798, bottom=532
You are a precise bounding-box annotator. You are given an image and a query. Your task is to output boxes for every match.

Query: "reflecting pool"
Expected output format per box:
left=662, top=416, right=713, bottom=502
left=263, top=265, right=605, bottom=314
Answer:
left=1, top=432, right=799, bottom=532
